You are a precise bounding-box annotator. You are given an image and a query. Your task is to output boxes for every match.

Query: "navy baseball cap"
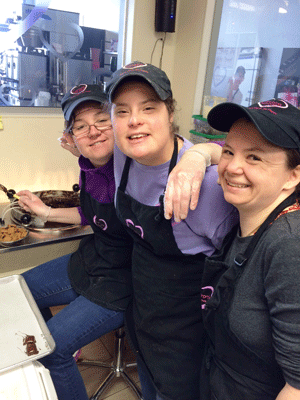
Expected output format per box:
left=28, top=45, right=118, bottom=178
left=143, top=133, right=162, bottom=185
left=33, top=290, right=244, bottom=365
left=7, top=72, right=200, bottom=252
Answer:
left=61, top=84, right=108, bottom=121
left=207, top=98, right=300, bottom=152
left=106, top=61, right=172, bottom=102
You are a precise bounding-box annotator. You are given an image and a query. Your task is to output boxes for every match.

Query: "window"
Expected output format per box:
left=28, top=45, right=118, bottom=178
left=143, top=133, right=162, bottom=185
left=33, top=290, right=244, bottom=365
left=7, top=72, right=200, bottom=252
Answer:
left=0, top=0, right=123, bottom=108
left=202, top=0, right=300, bottom=117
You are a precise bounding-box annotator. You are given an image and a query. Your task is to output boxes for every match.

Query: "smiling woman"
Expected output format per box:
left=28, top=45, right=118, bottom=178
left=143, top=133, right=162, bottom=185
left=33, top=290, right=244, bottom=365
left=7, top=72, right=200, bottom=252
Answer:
left=66, top=101, right=114, bottom=167
left=218, top=118, right=296, bottom=234
left=106, top=61, right=238, bottom=400
left=16, top=84, right=133, bottom=400
left=111, top=79, right=176, bottom=166
left=199, top=99, right=300, bottom=400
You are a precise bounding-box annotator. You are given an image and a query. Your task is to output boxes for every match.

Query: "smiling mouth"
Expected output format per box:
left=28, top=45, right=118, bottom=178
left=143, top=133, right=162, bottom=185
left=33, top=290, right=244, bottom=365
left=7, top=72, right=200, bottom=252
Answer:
left=90, top=139, right=106, bottom=147
left=226, top=179, right=250, bottom=188
left=129, top=134, right=149, bottom=140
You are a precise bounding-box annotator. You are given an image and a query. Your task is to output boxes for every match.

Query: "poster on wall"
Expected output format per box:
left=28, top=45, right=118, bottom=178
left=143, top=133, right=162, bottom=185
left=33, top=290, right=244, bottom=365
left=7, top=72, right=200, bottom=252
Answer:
left=275, top=48, right=300, bottom=108
left=210, top=47, right=263, bottom=107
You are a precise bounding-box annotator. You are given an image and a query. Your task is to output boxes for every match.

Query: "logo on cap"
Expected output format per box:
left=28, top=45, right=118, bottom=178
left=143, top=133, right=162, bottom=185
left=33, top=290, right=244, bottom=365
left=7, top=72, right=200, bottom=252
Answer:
left=123, top=62, right=148, bottom=70
left=257, top=99, right=289, bottom=109
left=70, top=84, right=88, bottom=95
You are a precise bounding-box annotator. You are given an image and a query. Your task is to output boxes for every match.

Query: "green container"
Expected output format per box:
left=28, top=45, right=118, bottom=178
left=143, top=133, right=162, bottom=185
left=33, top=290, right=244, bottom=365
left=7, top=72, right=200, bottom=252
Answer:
left=191, top=114, right=226, bottom=139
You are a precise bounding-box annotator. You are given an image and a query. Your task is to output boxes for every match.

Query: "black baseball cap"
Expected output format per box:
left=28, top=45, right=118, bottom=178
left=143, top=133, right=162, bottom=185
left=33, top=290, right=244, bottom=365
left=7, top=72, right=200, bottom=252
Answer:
left=61, top=84, right=108, bottom=121
left=106, top=61, right=172, bottom=102
left=207, top=98, right=300, bottom=152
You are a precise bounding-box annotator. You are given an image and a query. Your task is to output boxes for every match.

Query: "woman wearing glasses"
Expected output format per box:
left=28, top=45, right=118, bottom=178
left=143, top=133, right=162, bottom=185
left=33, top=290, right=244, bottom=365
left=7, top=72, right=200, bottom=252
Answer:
left=17, top=84, right=133, bottom=400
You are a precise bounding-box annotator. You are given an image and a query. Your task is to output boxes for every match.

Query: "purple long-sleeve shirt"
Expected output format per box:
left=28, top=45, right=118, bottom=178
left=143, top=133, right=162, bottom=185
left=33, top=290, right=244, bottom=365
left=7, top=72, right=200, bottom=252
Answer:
left=77, top=155, right=115, bottom=225
left=113, top=138, right=239, bottom=256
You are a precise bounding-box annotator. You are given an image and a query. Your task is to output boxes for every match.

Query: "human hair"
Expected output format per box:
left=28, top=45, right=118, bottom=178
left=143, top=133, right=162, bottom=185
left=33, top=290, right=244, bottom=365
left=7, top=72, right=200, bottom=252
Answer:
left=285, top=148, right=300, bottom=198
left=235, top=66, right=246, bottom=77
left=64, top=100, right=109, bottom=134
left=164, top=96, right=179, bottom=135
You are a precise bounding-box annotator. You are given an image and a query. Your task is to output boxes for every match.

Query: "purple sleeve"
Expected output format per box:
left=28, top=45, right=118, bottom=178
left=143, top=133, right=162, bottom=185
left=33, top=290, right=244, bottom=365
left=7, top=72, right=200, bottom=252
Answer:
left=77, top=206, right=90, bottom=226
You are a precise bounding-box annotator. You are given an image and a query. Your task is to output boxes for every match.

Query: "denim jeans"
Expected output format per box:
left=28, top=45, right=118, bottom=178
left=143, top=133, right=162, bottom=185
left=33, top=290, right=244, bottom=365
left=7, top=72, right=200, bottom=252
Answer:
left=137, top=358, right=164, bottom=400
left=22, top=253, right=124, bottom=400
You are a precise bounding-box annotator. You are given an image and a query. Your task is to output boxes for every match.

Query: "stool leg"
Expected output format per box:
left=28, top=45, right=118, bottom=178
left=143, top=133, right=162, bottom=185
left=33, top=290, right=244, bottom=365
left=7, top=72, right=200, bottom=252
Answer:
left=79, top=328, right=143, bottom=400
left=121, top=370, right=144, bottom=399
left=90, top=371, right=115, bottom=400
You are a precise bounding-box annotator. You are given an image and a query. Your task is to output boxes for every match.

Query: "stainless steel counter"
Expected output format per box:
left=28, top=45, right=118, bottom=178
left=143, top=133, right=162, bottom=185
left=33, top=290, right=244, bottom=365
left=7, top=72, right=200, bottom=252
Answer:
left=0, top=202, right=93, bottom=254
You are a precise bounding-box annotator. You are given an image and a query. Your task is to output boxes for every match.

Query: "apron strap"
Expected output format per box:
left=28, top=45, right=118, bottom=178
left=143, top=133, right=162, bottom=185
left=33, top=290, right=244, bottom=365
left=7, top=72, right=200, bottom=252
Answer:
left=79, top=170, right=86, bottom=208
left=119, top=156, right=131, bottom=192
left=118, top=138, right=179, bottom=221
left=234, top=192, right=297, bottom=266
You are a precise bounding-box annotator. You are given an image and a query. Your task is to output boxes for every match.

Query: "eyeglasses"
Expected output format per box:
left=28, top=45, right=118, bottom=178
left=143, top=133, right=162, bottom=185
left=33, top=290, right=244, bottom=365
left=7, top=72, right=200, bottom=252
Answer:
left=71, top=121, right=112, bottom=138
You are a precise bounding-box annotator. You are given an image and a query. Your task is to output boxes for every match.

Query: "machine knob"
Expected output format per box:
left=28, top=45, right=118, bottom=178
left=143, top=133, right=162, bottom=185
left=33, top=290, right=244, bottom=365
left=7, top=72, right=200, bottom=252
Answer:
left=72, top=184, right=80, bottom=192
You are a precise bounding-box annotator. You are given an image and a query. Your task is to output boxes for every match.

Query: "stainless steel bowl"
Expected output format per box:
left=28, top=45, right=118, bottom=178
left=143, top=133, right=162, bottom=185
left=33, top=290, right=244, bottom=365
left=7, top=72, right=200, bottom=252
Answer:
left=0, top=224, right=29, bottom=247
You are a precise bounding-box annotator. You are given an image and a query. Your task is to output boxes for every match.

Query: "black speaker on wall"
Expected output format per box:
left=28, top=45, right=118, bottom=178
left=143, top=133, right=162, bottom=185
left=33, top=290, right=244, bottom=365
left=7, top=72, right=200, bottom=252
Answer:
left=155, top=0, right=177, bottom=33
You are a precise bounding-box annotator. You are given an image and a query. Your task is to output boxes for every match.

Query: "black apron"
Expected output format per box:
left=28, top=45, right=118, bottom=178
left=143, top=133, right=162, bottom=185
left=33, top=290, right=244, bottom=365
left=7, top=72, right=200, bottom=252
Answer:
left=200, top=193, right=297, bottom=400
left=68, top=170, right=133, bottom=311
left=116, top=140, right=206, bottom=400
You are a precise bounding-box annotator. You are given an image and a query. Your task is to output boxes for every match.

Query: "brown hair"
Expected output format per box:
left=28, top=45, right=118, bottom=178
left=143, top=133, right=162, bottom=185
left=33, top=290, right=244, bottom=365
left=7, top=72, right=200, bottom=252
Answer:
left=285, top=148, right=300, bottom=198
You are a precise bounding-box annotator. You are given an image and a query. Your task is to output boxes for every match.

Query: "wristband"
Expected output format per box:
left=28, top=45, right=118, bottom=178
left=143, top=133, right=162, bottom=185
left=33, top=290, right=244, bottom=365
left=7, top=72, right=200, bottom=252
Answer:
left=185, top=148, right=211, bottom=167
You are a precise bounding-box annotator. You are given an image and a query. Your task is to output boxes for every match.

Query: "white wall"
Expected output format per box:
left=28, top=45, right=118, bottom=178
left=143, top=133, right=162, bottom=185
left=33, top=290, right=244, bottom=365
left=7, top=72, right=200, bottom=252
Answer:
left=0, top=110, right=79, bottom=203
left=124, top=0, right=208, bottom=137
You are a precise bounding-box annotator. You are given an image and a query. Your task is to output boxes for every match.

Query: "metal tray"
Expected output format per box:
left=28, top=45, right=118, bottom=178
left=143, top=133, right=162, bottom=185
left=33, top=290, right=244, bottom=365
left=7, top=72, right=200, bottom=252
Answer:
left=10, top=214, right=80, bottom=233
left=0, top=275, right=56, bottom=373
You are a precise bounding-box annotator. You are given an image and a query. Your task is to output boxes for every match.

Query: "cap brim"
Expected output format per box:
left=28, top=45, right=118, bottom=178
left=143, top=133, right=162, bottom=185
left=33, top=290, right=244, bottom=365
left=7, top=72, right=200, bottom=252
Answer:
left=107, top=71, right=171, bottom=102
left=207, top=103, right=247, bottom=132
left=63, top=94, right=107, bottom=121
left=207, top=102, right=298, bottom=149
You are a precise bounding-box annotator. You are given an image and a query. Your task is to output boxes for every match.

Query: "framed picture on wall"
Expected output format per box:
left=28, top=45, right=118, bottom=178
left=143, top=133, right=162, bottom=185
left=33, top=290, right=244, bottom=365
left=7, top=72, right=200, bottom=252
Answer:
left=210, top=47, right=263, bottom=106
left=275, top=48, right=300, bottom=108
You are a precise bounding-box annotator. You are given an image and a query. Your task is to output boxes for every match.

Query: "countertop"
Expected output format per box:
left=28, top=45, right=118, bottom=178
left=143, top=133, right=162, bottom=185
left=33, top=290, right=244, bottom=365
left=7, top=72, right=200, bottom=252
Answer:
left=0, top=202, right=93, bottom=254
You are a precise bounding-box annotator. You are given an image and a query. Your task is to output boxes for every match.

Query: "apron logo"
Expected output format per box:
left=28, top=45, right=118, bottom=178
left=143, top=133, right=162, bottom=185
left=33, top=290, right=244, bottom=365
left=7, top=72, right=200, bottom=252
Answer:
left=201, top=286, right=214, bottom=309
left=126, top=219, right=144, bottom=238
left=93, top=216, right=107, bottom=230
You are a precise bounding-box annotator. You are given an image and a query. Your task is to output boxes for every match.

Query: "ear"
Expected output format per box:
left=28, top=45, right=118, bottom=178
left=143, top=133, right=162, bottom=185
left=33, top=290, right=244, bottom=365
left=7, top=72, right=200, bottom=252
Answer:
left=284, top=165, right=300, bottom=191
left=64, top=131, right=76, bottom=147
left=169, top=112, right=174, bottom=125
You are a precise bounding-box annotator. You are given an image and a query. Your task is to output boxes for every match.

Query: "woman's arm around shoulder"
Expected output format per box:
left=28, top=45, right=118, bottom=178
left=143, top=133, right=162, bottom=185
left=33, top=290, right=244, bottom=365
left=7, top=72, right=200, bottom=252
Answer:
left=164, top=142, right=222, bottom=222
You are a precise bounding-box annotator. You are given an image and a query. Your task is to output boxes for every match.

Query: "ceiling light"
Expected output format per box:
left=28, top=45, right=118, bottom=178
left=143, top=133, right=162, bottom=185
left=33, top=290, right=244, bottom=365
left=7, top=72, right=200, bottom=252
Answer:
left=278, top=7, right=287, bottom=13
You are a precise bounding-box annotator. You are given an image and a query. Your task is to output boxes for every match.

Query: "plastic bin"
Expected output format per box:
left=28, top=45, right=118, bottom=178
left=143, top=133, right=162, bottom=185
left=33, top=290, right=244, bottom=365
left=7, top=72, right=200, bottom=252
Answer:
left=189, top=115, right=226, bottom=146
left=0, top=361, right=58, bottom=399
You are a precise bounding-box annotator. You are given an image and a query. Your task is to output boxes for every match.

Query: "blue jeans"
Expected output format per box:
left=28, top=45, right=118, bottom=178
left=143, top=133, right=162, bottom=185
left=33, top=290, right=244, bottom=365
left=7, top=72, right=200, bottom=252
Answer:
left=137, top=358, right=164, bottom=400
left=23, top=254, right=124, bottom=400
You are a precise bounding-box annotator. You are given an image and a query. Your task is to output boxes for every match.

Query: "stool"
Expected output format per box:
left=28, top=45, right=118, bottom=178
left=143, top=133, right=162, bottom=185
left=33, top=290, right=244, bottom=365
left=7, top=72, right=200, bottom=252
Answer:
left=78, top=327, right=143, bottom=400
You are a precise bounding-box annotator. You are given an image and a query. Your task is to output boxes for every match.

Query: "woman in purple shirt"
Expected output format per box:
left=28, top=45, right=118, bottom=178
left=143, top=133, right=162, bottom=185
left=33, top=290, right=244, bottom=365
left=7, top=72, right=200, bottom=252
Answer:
left=107, top=61, right=238, bottom=400
left=17, top=84, right=133, bottom=400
